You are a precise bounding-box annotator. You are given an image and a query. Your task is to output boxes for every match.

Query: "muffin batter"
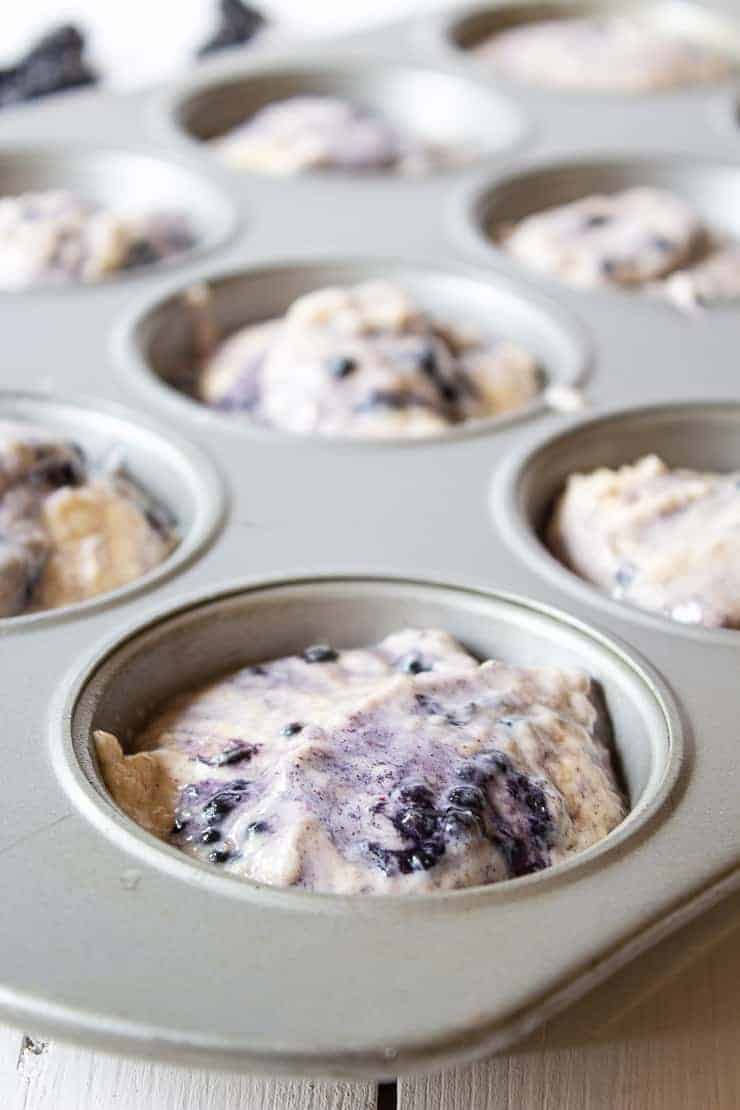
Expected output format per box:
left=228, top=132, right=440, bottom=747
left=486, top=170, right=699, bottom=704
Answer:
left=210, top=95, right=453, bottom=175
left=96, top=627, right=626, bottom=894
left=199, top=280, right=541, bottom=437
left=500, top=185, right=740, bottom=309
left=0, top=424, right=177, bottom=617
left=0, top=190, right=193, bottom=289
left=474, top=14, right=733, bottom=93
left=501, top=187, right=704, bottom=289
left=549, top=455, right=740, bottom=628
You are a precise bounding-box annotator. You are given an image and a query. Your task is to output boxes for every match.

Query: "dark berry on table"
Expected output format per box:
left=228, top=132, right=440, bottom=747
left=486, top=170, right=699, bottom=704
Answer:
left=197, top=0, right=265, bottom=58
left=200, top=827, right=221, bottom=844
left=302, top=643, right=339, bottom=664
left=281, top=721, right=303, bottom=736
left=208, top=847, right=232, bottom=864
left=0, top=25, right=97, bottom=110
left=198, top=740, right=259, bottom=767
left=327, top=355, right=358, bottom=379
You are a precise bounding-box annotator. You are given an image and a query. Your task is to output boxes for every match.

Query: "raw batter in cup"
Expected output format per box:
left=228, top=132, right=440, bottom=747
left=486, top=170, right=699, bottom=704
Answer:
left=0, top=190, right=193, bottom=289
left=96, top=627, right=626, bottom=894
left=500, top=185, right=740, bottom=310
left=199, top=280, right=542, bottom=437
left=549, top=454, right=740, bottom=628
left=210, top=94, right=456, bottom=175
left=474, top=14, right=733, bottom=93
left=0, top=423, right=177, bottom=617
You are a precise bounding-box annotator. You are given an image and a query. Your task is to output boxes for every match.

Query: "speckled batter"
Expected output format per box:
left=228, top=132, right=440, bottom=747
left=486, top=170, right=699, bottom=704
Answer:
left=95, top=628, right=626, bottom=894
left=500, top=186, right=740, bottom=309
left=199, top=280, right=541, bottom=437
left=0, top=424, right=177, bottom=617
left=501, top=187, right=704, bottom=289
left=210, top=95, right=456, bottom=175
left=0, top=190, right=192, bottom=289
left=474, top=14, right=733, bottom=93
left=549, top=455, right=740, bottom=628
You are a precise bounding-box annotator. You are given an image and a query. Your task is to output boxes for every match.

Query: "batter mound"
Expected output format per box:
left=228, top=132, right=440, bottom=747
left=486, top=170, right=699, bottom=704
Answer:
left=199, top=280, right=541, bottom=437
left=0, top=424, right=177, bottom=617
left=549, top=455, right=740, bottom=628
left=0, top=190, right=193, bottom=289
left=95, top=627, right=626, bottom=895
left=474, top=14, right=733, bottom=93
left=501, top=187, right=704, bottom=289
left=210, top=95, right=454, bottom=175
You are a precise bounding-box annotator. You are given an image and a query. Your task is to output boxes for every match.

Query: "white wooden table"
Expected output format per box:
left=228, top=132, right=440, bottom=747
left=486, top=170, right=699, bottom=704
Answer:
left=2, top=888, right=738, bottom=1110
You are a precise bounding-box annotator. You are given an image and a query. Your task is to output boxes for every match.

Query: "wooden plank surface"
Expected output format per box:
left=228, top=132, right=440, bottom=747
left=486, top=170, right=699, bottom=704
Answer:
left=2, top=890, right=739, bottom=1110
left=399, top=888, right=740, bottom=1110
left=0, top=1028, right=376, bottom=1110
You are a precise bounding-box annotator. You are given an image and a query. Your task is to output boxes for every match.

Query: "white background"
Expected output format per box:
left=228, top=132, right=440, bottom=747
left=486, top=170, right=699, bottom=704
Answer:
left=1, top=1, right=446, bottom=89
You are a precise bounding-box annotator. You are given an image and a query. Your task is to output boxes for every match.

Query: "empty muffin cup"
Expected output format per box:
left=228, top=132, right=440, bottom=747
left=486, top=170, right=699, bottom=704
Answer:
left=0, top=391, right=224, bottom=627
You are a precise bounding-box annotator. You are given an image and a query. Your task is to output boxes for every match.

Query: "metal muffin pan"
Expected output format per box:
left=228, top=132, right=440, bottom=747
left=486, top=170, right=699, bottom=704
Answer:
left=0, top=0, right=740, bottom=1078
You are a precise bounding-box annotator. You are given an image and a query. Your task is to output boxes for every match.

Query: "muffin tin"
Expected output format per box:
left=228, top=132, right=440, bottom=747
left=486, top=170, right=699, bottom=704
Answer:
left=1, top=0, right=740, bottom=1080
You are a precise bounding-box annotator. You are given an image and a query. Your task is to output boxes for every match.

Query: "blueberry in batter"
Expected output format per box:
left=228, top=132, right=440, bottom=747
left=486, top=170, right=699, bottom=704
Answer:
left=0, top=423, right=177, bottom=617
left=95, top=628, right=626, bottom=894
left=199, top=280, right=542, bottom=438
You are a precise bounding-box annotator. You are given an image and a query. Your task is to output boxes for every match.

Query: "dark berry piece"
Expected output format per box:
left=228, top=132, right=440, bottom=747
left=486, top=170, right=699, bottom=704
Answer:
left=394, top=806, right=437, bottom=841
left=447, top=785, right=485, bottom=812
left=652, top=236, right=676, bottom=253
left=248, top=820, right=270, bottom=834
left=198, top=741, right=258, bottom=767
left=355, top=389, right=411, bottom=412
left=600, top=258, right=619, bottom=276
left=442, top=807, right=480, bottom=836
left=171, top=816, right=189, bottom=835
left=397, top=783, right=434, bottom=806
left=400, top=653, right=429, bottom=675
left=247, top=664, right=268, bottom=676
left=281, top=721, right=303, bottom=736
left=614, top=563, right=635, bottom=589
left=584, top=213, right=610, bottom=229
left=417, top=345, right=438, bottom=375
left=200, top=827, right=221, bottom=844
left=302, top=643, right=339, bottom=664
left=197, top=0, right=265, bottom=58
left=125, top=239, right=161, bottom=270
left=327, top=355, right=358, bottom=379
left=400, top=844, right=444, bottom=873
left=208, top=847, right=232, bottom=864
left=0, top=25, right=97, bottom=109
